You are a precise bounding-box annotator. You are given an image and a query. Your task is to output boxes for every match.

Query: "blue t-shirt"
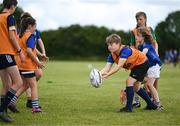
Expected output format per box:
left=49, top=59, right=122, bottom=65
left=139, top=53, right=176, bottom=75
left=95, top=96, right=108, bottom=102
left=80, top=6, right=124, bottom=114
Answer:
left=27, top=34, right=36, bottom=49
left=107, top=47, right=132, bottom=63
left=138, top=42, right=161, bottom=67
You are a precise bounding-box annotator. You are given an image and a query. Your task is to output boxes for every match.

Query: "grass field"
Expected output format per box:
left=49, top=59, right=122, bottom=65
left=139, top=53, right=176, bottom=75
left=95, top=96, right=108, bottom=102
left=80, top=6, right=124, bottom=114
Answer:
left=1, top=61, right=180, bottom=126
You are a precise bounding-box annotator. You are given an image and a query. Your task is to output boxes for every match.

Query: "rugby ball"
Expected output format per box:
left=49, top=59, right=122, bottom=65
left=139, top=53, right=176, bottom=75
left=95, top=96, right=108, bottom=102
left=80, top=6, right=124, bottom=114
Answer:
left=89, top=69, right=102, bottom=88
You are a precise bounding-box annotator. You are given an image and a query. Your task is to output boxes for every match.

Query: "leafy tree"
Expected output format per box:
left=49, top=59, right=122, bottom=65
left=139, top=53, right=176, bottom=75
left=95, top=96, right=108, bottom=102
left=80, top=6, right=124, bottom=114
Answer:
left=155, top=11, right=180, bottom=57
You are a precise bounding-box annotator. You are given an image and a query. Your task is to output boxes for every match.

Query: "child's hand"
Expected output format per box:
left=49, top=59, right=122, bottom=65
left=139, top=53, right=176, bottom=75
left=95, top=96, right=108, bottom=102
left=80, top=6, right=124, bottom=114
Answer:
left=41, top=55, right=49, bottom=63
left=101, top=72, right=109, bottom=80
left=37, top=61, right=44, bottom=69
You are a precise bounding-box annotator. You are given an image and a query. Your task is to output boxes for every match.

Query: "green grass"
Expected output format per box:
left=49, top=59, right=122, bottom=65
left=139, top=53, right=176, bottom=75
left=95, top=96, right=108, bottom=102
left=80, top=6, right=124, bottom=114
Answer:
left=1, top=61, right=180, bottom=126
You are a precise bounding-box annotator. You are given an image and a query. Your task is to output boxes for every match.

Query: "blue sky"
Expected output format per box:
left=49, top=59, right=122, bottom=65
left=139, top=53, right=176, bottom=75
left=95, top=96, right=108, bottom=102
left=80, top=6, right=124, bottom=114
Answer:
left=1, top=0, right=180, bottom=31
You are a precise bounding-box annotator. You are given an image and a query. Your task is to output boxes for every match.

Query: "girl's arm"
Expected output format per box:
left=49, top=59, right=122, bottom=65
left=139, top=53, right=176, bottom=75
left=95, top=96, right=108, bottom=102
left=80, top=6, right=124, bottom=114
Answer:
left=142, top=48, right=148, bottom=55
left=38, top=38, right=46, bottom=56
left=36, top=48, right=49, bottom=62
left=9, top=31, right=25, bottom=62
left=27, top=48, right=44, bottom=68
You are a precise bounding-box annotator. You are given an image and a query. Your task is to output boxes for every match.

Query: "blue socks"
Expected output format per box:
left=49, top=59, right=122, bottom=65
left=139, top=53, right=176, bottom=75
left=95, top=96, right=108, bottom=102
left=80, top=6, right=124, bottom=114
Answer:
left=125, top=86, right=134, bottom=111
left=136, top=88, right=154, bottom=107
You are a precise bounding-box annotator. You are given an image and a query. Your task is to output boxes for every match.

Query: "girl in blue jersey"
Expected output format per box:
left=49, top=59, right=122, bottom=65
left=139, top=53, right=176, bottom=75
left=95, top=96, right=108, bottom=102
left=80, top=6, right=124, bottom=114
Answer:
left=136, top=27, right=163, bottom=109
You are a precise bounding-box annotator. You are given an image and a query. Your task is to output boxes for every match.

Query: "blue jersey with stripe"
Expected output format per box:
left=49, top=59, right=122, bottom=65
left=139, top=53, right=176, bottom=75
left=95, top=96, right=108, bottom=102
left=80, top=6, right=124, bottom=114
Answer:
left=138, top=42, right=161, bottom=67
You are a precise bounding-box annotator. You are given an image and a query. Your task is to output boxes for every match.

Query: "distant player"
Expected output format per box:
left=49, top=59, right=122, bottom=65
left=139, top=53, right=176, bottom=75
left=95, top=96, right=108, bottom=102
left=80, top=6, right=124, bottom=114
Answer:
left=100, top=34, right=157, bottom=112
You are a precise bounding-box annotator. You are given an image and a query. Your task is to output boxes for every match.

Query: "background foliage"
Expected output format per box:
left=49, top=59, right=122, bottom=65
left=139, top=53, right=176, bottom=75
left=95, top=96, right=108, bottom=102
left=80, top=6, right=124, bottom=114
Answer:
left=1, top=4, right=180, bottom=60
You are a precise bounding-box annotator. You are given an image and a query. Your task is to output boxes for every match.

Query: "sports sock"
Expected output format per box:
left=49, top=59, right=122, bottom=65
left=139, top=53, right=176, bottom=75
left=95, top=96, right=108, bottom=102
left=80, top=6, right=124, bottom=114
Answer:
left=32, top=100, right=39, bottom=109
left=125, top=86, right=134, bottom=111
left=0, top=95, right=5, bottom=109
left=136, top=88, right=154, bottom=106
left=9, top=95, right=18, bottom=105
left=0, top=88, right=16, bottom=112
left=134, top=95, right=140, bottom=104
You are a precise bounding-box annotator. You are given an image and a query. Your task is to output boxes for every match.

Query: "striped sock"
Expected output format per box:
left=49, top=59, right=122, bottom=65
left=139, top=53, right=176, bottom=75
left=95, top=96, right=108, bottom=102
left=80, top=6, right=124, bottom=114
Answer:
left=134, top=96, right=140, bottom=104
left=10, top=95, right=18, bottom=105
left=0, top=88, right=16, bottom=112
left=32, top=100, right=39, bottom=109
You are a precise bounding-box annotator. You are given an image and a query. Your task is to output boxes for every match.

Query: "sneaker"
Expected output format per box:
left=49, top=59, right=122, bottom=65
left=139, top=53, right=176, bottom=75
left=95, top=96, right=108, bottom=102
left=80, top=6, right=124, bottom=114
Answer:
left=132, top=103, right=141, bottom=108
left=116, top=107, right=132, bottom=112
left=32, top=108, right=42, bottom=113
left=157, top=105, right=164, bottom=111
left=8, top=104, right=19, bottom=113
left=0, top=112, right=14, bottom=122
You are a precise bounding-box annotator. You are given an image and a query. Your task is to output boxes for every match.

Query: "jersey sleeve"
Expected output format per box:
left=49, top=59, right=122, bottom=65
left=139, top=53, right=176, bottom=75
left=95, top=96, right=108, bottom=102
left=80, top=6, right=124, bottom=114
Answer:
left=35, top=29, right=41, bottom=40
left=107, top=54, right=114, bottom=63
left=7, top=15, right=16, bottom=31
left=27, top=34, right=36, bottom=49
left=130, top=31, right=135, bottom=46
left=120, top=47, right=132, bottom=59
left=150, top=27, right=157, bottom=41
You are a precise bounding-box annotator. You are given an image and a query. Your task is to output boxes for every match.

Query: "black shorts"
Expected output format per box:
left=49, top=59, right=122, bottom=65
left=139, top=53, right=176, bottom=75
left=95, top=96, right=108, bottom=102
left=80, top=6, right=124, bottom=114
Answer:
left=0, top=54, right=16, bottom=70
left=130, top=60, right=149, bottom=82
left=19, top=70, right=36, bottom=78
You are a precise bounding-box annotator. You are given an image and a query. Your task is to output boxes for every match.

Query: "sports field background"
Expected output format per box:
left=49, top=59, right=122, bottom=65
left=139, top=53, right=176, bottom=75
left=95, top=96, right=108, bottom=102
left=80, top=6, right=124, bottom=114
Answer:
left=0, top=61, right=180, bottom=125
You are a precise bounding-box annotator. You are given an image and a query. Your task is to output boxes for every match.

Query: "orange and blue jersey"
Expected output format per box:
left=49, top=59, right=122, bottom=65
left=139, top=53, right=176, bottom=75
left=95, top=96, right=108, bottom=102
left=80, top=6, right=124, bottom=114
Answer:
left=138, top=42, right=161, bottom=67
left=0, top=12, right=18, bottom=55
left=16, top=31, right=38, bottom=71
left=130, top=26, right=156, bottom=49
left=107, top=46, right=147, bottom=70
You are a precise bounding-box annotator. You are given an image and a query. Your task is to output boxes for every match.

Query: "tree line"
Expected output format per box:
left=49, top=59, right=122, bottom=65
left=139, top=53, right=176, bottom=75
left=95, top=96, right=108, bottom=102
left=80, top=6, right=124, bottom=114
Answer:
left=1, top=4, right=180, bottom=60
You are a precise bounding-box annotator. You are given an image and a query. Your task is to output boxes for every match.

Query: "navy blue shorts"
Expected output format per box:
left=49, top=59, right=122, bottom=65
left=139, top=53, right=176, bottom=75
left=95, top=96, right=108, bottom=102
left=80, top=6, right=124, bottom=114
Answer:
left=19, top=70, right=36, bottom=78
left=130, top=60, right=149, bottom=82
left=0, top=54, right=16, bottom=70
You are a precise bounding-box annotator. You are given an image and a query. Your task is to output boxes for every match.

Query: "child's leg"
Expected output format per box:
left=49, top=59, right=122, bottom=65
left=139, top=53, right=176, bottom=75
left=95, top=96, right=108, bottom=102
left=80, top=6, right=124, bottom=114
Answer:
left=146, top=78, right=161, bottom=107
left=0, top=66, right=22, bottom=122
left=117, top=76, right=137, bottom=112
left=25, top=77, right=41, bottom=112
left=25, top=69, right=43, bottom=107
left=25, top=88, right=32, bottom=108
left=35, top=68, right=43, bottom=81
left=135, top=81, right=157, bottom=109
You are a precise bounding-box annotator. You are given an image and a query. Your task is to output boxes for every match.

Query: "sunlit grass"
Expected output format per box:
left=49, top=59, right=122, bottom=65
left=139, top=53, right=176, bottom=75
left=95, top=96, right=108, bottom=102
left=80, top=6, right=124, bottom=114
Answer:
left=0, top=61, right=180, bottom=125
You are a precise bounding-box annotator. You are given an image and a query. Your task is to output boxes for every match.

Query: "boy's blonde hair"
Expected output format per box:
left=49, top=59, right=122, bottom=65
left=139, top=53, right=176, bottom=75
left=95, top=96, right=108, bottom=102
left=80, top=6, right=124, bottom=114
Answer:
left=106, top=34, right=121, bottom=44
